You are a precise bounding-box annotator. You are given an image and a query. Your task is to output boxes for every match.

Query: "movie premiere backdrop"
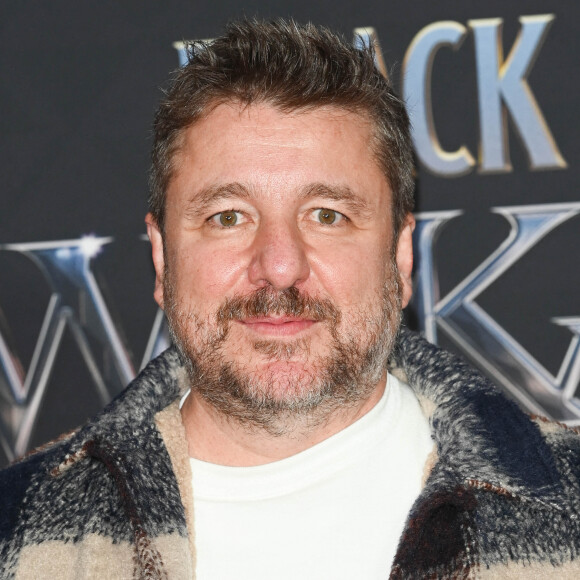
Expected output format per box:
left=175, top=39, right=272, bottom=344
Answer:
left=0, top=1, right=578, bottom=467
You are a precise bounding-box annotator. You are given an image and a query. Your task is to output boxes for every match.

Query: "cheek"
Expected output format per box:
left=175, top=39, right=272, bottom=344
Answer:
left=309, top=240, right=391, bottom=306
left=169, top=244, right=250, bottom=308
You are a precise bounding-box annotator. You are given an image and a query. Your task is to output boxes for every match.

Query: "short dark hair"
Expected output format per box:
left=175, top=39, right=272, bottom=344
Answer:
left=150, top=18, right=415, bottom=238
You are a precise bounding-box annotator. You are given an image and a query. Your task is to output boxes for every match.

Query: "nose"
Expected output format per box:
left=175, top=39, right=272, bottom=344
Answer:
left=247, top=219, right=310, bottom=290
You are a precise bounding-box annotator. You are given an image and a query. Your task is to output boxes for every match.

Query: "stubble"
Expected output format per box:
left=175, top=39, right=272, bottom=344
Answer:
left=164, top=261, right=402, bottom=436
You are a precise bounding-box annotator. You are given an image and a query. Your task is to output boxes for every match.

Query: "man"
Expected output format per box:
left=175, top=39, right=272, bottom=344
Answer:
left=1, top=18, right=579, bottom=580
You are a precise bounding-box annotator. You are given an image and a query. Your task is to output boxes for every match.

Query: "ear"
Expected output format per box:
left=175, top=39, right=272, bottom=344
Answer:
left=145, top=213, right=166, bottom=310
left=395, top=213, right=415, bottom=309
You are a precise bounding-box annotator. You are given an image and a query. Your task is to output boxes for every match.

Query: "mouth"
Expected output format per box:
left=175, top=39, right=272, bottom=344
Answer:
left=237, top=316, right=317, bottom=337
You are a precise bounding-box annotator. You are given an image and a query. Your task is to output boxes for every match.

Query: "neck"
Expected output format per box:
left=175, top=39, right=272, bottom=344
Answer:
left=180, top=375, right=387, bottom=467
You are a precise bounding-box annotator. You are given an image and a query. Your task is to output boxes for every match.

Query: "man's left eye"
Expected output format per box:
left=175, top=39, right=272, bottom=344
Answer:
left=312, top=208, right=345, bottom=225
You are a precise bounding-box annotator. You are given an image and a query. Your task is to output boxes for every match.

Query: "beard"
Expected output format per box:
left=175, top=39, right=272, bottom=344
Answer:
left=164, top=260, right=403, bottom=436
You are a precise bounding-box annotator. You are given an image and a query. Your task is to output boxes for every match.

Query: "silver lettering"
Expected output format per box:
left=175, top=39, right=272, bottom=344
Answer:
left=402, top=22, right=475, bottom=176
left=173, top=41, right=190, bottom=67
left=0, top=237, right=169, bottom=460
left=353, top=27, right=388, bottom=78
left=412, top=210, right=463, bottom=342
left=413, top=204, right=580, bottom=420
left=470, top=15, right=566, bottom=171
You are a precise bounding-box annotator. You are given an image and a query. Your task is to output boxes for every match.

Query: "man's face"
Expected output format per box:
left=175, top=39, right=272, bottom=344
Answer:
left=146, top=102, right=414, bottom=432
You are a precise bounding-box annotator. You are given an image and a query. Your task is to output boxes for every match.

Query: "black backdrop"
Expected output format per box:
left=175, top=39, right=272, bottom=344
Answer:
left=1, top=0, right=578, bottom=467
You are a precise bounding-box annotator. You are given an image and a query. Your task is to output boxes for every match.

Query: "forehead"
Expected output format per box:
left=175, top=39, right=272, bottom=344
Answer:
left=169, top=102, right=390, bottom=206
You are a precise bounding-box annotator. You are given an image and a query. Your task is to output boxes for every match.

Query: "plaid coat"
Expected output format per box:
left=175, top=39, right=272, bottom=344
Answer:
left=1, top=328, right=580, bottom=579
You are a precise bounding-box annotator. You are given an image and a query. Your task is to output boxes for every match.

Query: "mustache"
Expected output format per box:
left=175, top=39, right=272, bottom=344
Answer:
left=216, top=286, right=340, bottom=324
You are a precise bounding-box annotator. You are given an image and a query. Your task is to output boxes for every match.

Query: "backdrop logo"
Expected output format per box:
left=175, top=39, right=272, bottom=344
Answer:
left=412, top=203, right=580, bottom=420
left=403, top=14, right=565, bottom=175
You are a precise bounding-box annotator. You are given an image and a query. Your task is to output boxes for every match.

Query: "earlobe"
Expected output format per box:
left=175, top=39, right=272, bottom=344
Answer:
left=395, top=214, right=415, bottom=309
left=145, top=213, right=166, bottom=310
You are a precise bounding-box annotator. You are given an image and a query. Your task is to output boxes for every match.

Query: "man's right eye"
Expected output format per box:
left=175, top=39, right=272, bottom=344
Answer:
left=210, top=211, right=242, bottom=227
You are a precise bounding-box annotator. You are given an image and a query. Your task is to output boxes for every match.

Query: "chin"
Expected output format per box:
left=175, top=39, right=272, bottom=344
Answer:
left=242, top=356, right=322, bottom=388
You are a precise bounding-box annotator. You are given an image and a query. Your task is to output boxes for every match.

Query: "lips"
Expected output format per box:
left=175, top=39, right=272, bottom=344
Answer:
left=238, top=316, right=316, bottom=336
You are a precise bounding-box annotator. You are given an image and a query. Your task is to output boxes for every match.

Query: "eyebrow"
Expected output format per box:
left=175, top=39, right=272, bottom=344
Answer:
left=183, top=183, right=251, bottom=218
left=299, top=183, right=373, bottom=218
left=182, top=181, right=373, bottom=219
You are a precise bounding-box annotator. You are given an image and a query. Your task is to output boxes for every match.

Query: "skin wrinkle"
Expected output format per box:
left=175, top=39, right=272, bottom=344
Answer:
left=182, top=183, right=252, bottom=223
left=299, top=183, right=374, bottom=220
left=163, top=258, right=402, bottom=437
left=181, top=181, right=374, bottom=227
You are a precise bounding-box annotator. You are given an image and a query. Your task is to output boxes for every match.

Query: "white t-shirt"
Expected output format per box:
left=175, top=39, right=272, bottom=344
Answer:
left=188, top=373, right=433, bottom=579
